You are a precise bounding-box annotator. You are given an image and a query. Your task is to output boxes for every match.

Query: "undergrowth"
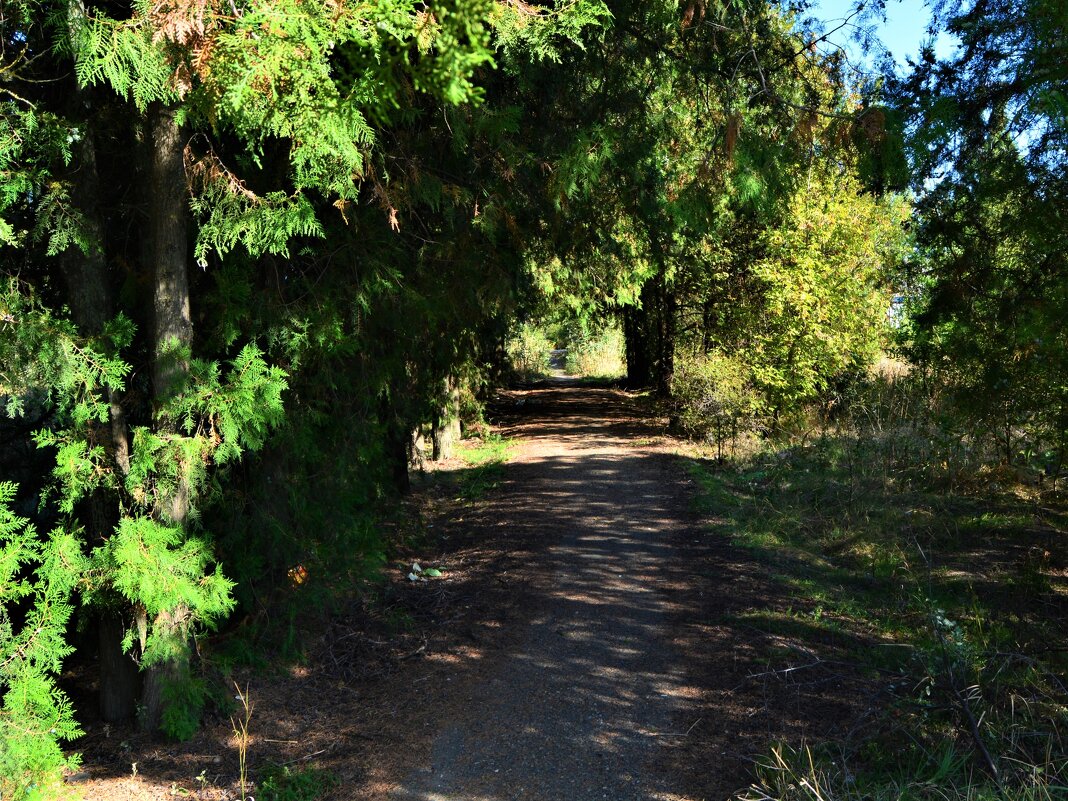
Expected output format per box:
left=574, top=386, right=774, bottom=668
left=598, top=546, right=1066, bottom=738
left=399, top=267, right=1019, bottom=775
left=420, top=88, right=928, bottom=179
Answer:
left=686, top=376, right=1068, bottom=800
left=505, top=323, right=553, bottom=381
left=563, top=325, right=625, bottom=379
left=258, top=764, right=338, bottom=801
left=452, top=434, right=513, bottom=500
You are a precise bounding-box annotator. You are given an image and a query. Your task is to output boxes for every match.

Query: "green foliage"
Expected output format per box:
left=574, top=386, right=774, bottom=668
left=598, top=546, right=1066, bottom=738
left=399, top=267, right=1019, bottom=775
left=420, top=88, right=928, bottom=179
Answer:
left=687, top=370, right=1068, bottom=801
left=0, top=281, right=130, bottom=425
left=671, top=352, right=764, bottom=454
left=0, top=277, right=284, bottom=773
left=492, top=0, right=612, bottom=66
left=0, top=483, right=85, bottom=800
left=743, top=170, right=909, bottom=411
left=190, top=188, right=325, bottom=262
left=505, top=322, right=554, bottom=380
left=0, top=107, right=76, bottom=251
left=93, top=518, right=234, bottom=665
left=668, top=163, right=909, bottom=432
left=559, top=320, right=625, bottom=379
left=259, top=764, right=338, bottom=801
left=160, top=674, right=207, bottom=742
left=170, top=344, right=288, bottom=464
left=68, top=6, right=178, bottom=110
left=5, top=0, right=1058, bottom=793
left=895, top=0, right=1068, bottom=472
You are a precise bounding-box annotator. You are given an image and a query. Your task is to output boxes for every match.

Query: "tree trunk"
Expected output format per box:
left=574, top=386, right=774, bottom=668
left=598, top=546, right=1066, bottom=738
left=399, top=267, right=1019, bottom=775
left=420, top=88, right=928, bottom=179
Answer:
left=60, top=81, right=138, bottom=722
left=98, top=613, right=140, bottom=722
left=657, top=283, right=676, bottom=397
left=380, top=392, right=411, bottom=494
left=149, top=103, right=193, bottom=415
left=432, top=375, right=461, bottom=461
left=623, top=270, right=676, bottom=393
left=623, top=305, right=654, bottom=389
left=140, top=102, right=193, bottom=734
left=702, top=298, right=716, bottom=354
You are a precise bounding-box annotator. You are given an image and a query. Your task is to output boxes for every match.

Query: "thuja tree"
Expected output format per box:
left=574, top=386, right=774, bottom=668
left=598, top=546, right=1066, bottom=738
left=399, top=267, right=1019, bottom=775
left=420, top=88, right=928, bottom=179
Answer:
left=512, top=0, right=908, bottom=409
left=0, top=0, right=616, bottom=792
left=893, top=0, right=1068, bottom=468
left=189, top=0, right=612, bottom=617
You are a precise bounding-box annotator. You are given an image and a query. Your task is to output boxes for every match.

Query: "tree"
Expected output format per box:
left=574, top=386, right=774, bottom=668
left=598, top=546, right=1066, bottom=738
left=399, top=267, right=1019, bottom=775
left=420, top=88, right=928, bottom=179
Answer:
left=894, top=0, right=1068, bottom=466
left=2, top=0, right=616, bottom=788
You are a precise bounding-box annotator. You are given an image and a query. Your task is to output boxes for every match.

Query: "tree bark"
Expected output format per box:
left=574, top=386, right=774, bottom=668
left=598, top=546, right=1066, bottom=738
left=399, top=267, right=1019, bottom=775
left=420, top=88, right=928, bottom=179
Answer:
left=60, top=82, right=139, bottom=722
left=380, top=392, right=411, bottom=494
left=657, top=282, right=677, bottom=397
left=432, top=375, right=461, bottom=461
left=98, top=613, right=140, bottom=721
left=623, top=305, right=653, bottom=389
left=150, top=103, right=193, bottom=416
left=140, top=102, right=193, bottom=734
left=623, top=270, right=677, bottom=393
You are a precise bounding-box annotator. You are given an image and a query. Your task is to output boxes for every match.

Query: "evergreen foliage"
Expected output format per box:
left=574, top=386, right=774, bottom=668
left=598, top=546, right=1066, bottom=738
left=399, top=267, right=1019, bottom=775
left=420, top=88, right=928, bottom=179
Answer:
left=2, top=0, right=1062, bottom=794
left=894, top=0, right=1068, bottom=466
left=0, top=483, right=85, bottom=796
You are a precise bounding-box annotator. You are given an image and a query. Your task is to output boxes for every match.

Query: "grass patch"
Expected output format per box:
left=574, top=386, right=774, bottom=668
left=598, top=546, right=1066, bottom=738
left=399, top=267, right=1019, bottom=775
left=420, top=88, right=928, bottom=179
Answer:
left=258, top=765, right=338, bottom=801
left=452, top=434, right=513, bottom=500
left=688, top=433, right=1068, bottom=800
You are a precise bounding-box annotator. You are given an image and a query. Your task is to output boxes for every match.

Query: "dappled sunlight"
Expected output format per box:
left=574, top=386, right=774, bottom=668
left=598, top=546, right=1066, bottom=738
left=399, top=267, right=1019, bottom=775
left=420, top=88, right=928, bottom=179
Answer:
left=70, top=380, right=871, bottom=801
left=391, top=381, right=697, bottom=800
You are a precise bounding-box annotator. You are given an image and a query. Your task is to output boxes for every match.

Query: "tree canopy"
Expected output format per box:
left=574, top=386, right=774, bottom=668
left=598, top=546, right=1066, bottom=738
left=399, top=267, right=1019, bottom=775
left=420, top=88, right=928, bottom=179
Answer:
left=1, top=0, right=1063, bottom=794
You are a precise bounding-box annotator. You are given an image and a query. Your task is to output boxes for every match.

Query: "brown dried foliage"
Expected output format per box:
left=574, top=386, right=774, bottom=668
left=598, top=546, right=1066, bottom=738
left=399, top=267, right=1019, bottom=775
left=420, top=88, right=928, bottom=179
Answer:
left=680, top=0, right=705, bottom=30
left=854, top=107, right=887, bottom=145
left=503, top=0, right=545, bottom=17
left=150, top=0, right=217, bottom=45
left=725, top=113, right=741, bottom=162
left=149, top=0, right=222, bottom=96
left=792, top=110, right=818, bottom=144
left=183, top=139, right=259, bottom=201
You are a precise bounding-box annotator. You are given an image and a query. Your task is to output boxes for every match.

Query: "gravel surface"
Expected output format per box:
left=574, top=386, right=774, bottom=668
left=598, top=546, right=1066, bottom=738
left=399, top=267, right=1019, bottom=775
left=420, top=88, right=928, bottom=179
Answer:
left=391, top=379, right=700, bottom=801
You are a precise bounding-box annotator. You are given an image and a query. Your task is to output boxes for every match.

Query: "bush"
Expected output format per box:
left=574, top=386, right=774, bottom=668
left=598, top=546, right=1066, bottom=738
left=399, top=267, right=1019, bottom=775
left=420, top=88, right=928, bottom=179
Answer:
left=563, top=324, right=625, bottom=378
left=686, top=357, right=1068, bottom=801
left=671, top=352, right=765, bottom=457
left=259, top=765, right=338, bottom=801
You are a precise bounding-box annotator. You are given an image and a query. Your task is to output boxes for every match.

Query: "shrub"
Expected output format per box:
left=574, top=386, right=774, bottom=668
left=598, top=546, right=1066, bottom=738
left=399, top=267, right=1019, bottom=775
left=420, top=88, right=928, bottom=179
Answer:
left=671, top=352, right=765, bottom=457
left=564, top=324, right=625, bottom=378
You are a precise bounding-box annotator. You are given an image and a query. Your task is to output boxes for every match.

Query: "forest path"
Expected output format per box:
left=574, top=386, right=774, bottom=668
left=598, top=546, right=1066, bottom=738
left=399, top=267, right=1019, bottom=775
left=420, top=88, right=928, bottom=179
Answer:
left=74, top=379, right=855, bottom=801
left=388, top=379, right=716, bottom=801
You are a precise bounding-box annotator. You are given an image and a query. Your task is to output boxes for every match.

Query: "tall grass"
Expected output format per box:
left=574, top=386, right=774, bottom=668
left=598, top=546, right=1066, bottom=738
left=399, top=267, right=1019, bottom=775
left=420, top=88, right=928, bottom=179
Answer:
left=505, top=323, right=553, bottom=381
left=681, top=361, right=1068, bottom=801
left=564, top=325, right=625, bottom=379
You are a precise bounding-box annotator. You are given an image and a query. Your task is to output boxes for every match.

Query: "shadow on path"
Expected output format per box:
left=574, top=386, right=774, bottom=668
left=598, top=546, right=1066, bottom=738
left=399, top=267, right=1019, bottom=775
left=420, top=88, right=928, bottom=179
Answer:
left=391, top=382, right=701, bottom=801
left=70, top=380, right=869, bottom=801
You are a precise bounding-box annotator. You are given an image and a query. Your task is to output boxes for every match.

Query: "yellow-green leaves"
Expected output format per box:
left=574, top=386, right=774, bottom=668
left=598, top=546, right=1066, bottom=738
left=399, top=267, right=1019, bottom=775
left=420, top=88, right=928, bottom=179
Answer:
left=747, top=169, right=909, bottom=409
left=94, top=518, right=234, bottom=666
left=1, top=483, right=86, bottom=799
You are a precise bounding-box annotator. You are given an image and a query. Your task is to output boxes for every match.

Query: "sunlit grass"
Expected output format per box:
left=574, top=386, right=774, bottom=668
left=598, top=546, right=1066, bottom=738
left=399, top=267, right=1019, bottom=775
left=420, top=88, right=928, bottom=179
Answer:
left=452, top=434, right=513, bottom=500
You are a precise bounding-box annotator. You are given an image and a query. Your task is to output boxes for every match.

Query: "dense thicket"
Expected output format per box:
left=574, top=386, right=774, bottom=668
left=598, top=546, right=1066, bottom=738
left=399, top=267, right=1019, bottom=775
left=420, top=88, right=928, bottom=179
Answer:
left=0, top=0, right=609, bottom=788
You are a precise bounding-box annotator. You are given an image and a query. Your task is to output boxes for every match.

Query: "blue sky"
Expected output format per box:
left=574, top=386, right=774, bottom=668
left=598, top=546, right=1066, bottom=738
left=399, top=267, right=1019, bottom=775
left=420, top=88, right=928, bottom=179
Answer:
left=805, top=0, right=957, bottom=73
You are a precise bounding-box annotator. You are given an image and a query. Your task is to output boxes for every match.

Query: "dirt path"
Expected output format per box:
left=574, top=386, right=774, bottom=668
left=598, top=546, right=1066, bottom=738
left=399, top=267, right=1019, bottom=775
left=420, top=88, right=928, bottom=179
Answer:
left=391, top=379, right=699, bottom=800
left=77, top=380, right=865, bottom=801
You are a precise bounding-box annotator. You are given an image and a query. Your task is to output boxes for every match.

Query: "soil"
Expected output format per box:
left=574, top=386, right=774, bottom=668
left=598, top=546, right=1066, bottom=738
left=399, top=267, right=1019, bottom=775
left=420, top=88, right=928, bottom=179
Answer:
left=72, top=379, right=873, bottom=801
